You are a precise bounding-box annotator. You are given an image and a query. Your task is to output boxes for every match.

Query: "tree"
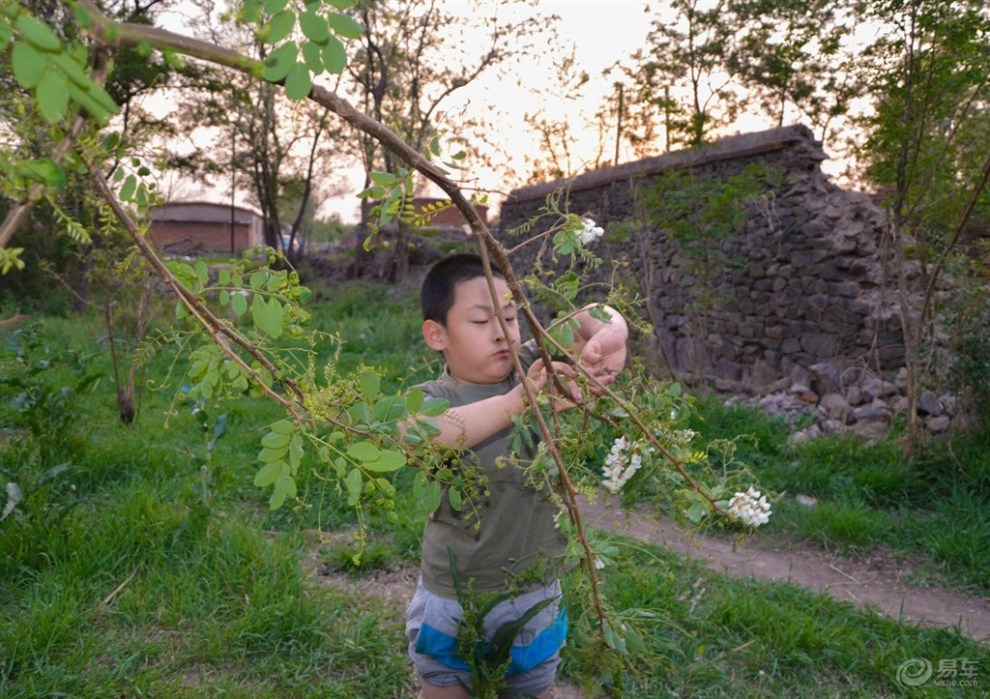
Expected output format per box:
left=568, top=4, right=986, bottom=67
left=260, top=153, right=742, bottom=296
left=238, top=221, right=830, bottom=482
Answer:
left=343, top=0, right=544, bottom=282
left=859, top=0, right=990, bottom=450
left=520, top=47, right=611, bottom=183
left=618, top=0, right=741, bottom=152
left=0, top=2, right=779, bottom=692
left=728, top=0, right=863, bottom=144
left=163, top=1, right=351, bottom=266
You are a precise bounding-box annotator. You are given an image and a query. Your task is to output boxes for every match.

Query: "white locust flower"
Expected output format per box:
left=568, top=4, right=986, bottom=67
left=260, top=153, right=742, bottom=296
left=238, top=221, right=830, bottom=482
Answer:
left=601, top=436, right=643, bottom=494
left=727, top=487, right=772, bottom=527
left=579, top=218, right=604, bottom=245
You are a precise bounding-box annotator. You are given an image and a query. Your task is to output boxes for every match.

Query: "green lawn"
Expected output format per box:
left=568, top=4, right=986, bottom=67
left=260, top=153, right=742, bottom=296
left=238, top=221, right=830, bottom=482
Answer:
left=1, top=280, right=986, bottom=698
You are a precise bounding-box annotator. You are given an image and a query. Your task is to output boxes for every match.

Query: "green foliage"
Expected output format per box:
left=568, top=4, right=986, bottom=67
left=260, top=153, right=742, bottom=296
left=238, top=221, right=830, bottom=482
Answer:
left=687, top=393, right=990, bottom=592
left=6, top=8, right=117, bottom=125
left=356, top=140, right=473, bottom=240
left=944, top=283, right=990, bottom=431
left=0, top=323, right=103, bottom=463
left=447, top=549, right=556, bottom=699
left=244, top=0, right=362, bottom=98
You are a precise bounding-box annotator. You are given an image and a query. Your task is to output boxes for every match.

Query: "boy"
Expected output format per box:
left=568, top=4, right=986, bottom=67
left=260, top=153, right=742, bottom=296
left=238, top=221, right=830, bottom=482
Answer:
left=406, top=253, right=628, bottom=698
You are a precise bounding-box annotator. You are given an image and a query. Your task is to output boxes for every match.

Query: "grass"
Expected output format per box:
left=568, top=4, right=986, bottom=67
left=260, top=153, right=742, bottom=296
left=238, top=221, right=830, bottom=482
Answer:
left=686, top=395, right=990, bottom=594
left=1, top=278, right=987, bottom=698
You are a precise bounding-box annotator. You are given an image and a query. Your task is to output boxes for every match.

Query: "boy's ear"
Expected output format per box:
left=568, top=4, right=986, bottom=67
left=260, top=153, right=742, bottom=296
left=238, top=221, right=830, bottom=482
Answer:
left=422, top=319, right=447, bottom=352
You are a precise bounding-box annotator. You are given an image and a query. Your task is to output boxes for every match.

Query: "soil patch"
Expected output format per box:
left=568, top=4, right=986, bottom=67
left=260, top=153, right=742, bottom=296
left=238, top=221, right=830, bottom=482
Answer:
left=579, top=495, right=990, bottom=643
left=299, top=503, right=988, bottom=698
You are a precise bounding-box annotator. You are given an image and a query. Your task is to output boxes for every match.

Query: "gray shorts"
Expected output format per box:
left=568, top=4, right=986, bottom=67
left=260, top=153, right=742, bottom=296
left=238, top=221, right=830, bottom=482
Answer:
left=405, top=578, right=566, bottom=696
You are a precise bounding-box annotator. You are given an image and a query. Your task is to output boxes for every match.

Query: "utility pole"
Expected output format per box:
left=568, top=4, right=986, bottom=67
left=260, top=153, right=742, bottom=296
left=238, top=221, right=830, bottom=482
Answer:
left=229, top=128, right=236, bottom=255
left=614, top=82, right=624, bottom=166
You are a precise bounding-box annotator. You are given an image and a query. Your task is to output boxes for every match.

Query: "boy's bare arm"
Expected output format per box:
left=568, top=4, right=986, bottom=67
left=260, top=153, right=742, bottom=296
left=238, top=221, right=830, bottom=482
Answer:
left=428, top=387, right=523, bottom=450
left=426, top=360, right=574, bottom=449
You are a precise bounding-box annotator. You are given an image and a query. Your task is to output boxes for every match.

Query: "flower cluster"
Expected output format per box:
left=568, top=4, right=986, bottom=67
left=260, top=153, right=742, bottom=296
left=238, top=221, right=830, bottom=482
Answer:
left=727, top=487, right=772, bottom=527
left=601, top=436, right=644, bottom=494
left=579, top=218, right=604, bottom=245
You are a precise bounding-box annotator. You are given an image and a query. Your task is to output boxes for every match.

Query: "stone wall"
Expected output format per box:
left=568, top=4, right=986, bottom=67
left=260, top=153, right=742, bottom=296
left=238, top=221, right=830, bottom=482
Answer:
left=497, top=124, right=913, bottom=394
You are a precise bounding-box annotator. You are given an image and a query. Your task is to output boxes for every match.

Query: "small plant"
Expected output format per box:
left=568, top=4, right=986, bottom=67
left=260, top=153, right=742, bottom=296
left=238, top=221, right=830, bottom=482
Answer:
left=0, top=324, right=101, bottom=530
left=0, top=323, right=103, bottom=465
left=944, top=283, right=990, bottom=431
left=447, top=549, right=557, bottom=699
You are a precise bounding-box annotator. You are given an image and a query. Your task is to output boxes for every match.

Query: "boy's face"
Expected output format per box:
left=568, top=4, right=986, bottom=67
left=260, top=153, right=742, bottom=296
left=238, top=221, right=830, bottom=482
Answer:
left=423, top=276, right=521, bottom=384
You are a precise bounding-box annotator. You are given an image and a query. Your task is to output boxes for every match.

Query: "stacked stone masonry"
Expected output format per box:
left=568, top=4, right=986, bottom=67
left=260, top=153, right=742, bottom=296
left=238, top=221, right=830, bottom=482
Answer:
left=497, top=125, right=942, bottom=436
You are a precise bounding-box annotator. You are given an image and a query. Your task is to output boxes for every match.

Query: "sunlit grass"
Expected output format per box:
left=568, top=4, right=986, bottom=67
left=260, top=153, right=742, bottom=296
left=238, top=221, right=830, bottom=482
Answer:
left=1, top=280, right=987, bottom=697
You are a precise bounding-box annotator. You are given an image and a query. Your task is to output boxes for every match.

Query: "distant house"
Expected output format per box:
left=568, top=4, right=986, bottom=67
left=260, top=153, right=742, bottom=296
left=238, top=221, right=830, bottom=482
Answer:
left=411, top=197, right=488, bottom=231
left=149, top=201, right=265, bottom=255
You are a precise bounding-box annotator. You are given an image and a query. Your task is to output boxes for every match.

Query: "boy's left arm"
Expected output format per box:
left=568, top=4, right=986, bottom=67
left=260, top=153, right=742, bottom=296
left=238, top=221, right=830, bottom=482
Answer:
left=571, top=304, right=629, bottom=388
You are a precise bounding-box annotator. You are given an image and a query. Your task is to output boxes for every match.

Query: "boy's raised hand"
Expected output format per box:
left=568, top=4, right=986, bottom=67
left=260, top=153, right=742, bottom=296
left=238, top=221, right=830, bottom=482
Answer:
left=526, top=359, right=583, bottom=412
left=578, top=325, right=627, bottom=393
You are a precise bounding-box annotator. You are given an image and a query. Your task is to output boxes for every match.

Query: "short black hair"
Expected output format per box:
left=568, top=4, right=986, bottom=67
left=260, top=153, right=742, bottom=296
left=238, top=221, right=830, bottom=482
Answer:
left=421, top=253, right=505, bottom=325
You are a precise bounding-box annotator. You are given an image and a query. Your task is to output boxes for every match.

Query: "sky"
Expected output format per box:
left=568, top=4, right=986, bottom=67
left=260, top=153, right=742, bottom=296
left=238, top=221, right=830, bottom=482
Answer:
left=146, top=1, right=836, bottom=224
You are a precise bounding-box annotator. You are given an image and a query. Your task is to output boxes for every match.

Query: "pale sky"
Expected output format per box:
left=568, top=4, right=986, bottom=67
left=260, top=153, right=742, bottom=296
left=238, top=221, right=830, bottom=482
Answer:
left=147, top=1, right=839, bottom=224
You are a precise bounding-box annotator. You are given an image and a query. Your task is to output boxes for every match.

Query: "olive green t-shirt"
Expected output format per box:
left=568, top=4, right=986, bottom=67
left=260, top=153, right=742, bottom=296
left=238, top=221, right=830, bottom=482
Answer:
left=417, top=343, right=568, bottom=599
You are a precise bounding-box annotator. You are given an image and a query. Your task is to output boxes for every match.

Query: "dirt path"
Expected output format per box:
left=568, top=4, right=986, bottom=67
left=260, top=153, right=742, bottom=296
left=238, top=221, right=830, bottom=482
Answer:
left=308, top=499, right=988, bottom=698
left=579, top=495, right=990, bottom=643
left=310, top=498, right=990, bottom=645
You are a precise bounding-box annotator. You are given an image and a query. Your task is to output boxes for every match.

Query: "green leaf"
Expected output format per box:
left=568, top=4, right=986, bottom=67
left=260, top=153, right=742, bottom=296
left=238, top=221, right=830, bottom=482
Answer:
left=263, top=0, right=288, bottom=13
left=270, top=473, right=294, bottom=509
left=270, top=419, right=294, bottom=435
left=250, top=270, right=267, bottom=289
left=262, top=430, right=291, bottom=449
left=301, top=40, right=323, bottom=72
left=358, top=368, right=380, bottom=401
left=346, top=441, right=380, bottom=462
left=288, top=434, right=304, bottom=470
left=424, top=480, right=441, bottom=513
left=321, top=35, right=347, bottom=73
left=50, top=50, right=95, bottom=88
left=261, top=10, right=296, bottom=44
left=422, top=398, right=450, bottom=417
left=65, top=82, right=111, bottom=124
left=405, top=387, right=424, bottom=415
left=356, top=184, right=386, bottom=199
left=326, top=0, right=356, bottom=8
left=16, top=14, right=61, bottom=52
left=194, top=260, right=209, bottom=286
left=284, top=62, right=312, bottom=99
left=448, top=487, right=462, bottom=511
left=262, top=42, right=298, bottom=82
left=231, top=292, right=248, bottom=317
left=252, top=295, right=284, bottom=338
left=258, top=445, right=287, bottom=463
left=253, top=461, right=282, bottom=487
left=0, top=23, right=11, bottom=52
left=345, top=468, right=362, bottom=506
left=11, top=41, right=45, bottom=88
left=241, top=0, right=262, bottom=23
left=21, top=157, right=66, bottom=189
left=266, top=269, right=284, bottom=292
left=119, top=174, right=137, bottom=201
left=277, top=471, right=296, bottom=498
left=299, top=11, right=330, bottom=43
left=328, top=11, right=364, bottom=38
left=604, top=624, right=628, bottom=654
left=370, top=171, right=396, bottom=186
left=685, top=502, right=707, bottom=524
left=363, top=449, right=406, bottom=473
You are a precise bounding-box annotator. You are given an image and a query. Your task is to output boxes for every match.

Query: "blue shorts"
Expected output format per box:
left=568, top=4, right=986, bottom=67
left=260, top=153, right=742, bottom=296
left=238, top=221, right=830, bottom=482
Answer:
left=405, top=578, right=567, bottom=696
